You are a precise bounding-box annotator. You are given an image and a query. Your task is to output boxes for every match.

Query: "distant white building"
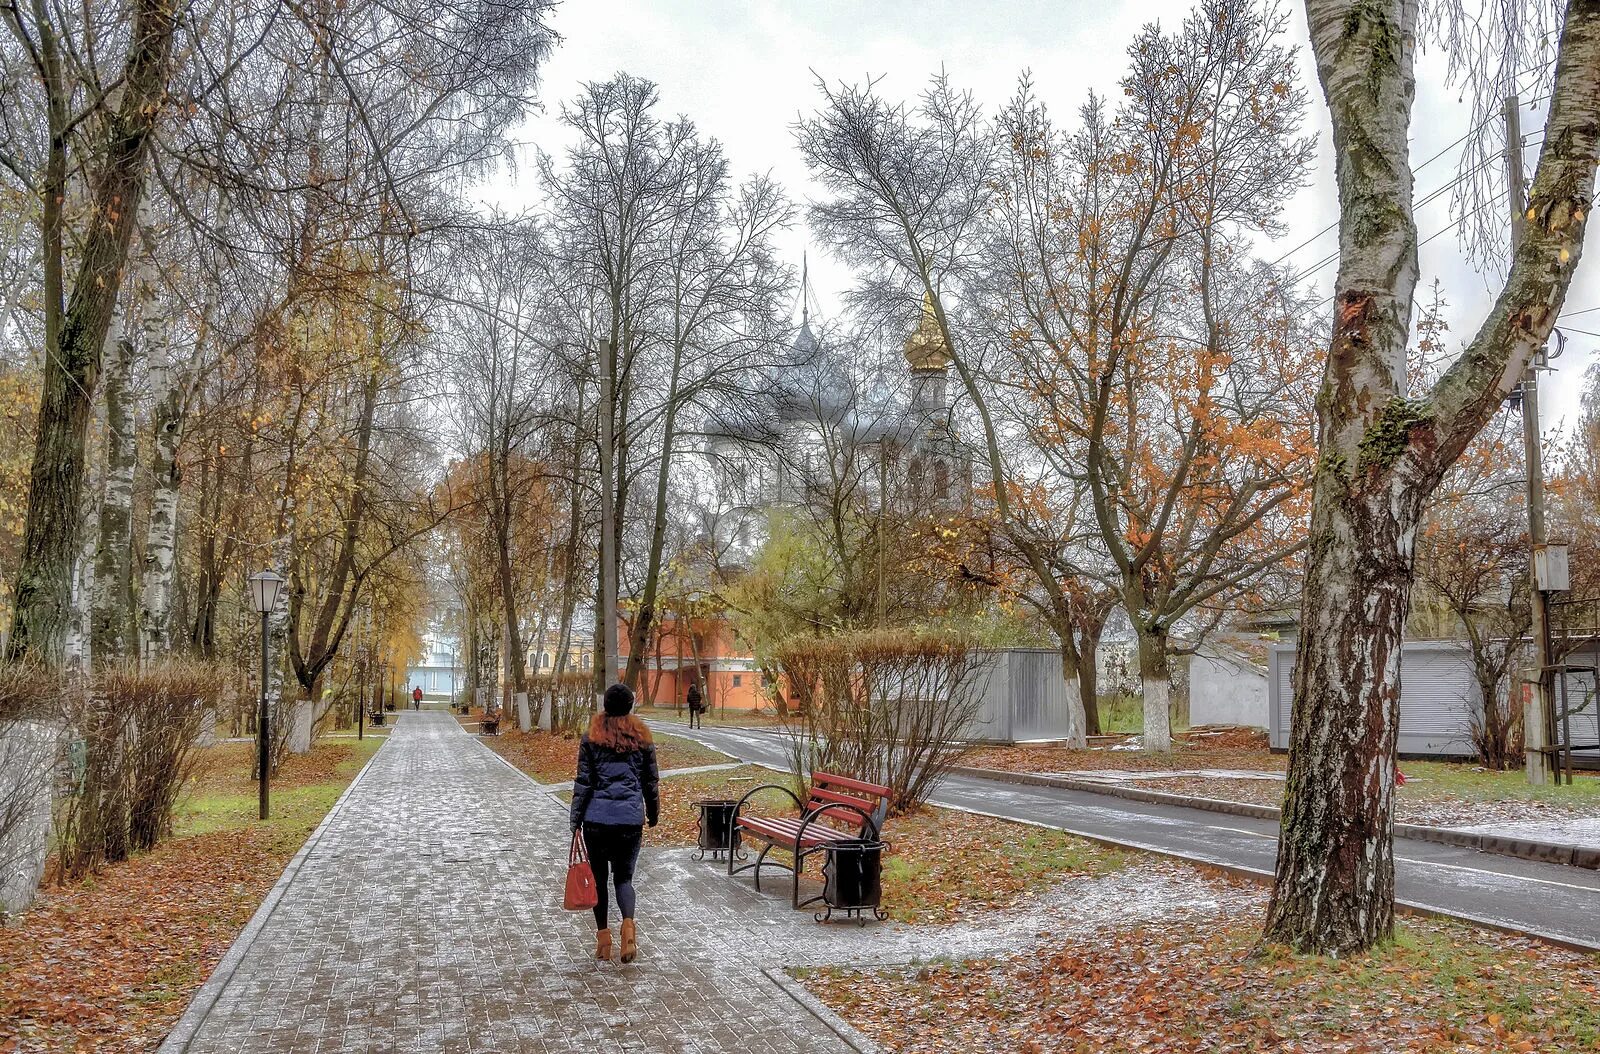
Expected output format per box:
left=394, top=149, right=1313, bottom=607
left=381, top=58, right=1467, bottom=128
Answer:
left=405, top=633, right=461, bottom=701
left=1189, top=637, right=1272, bottom=728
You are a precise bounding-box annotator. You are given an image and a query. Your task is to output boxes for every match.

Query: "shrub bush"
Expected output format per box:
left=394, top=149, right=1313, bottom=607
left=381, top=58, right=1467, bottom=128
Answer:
left=776, top=631, right=984, bottom=814
left=53, top=661, right=223, bottom=879
left=534, top=672, right=593, bottom=737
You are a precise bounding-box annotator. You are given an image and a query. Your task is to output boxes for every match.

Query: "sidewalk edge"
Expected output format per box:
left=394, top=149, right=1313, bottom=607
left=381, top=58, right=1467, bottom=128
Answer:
left=762, top=966, right=884, bottom=1054
left=155, top=737, right=388, bottom=1053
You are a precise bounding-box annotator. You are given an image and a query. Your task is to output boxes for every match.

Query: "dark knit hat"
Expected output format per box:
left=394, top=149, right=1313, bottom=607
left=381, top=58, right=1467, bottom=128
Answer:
left=603, top=682, right=635, bottom=717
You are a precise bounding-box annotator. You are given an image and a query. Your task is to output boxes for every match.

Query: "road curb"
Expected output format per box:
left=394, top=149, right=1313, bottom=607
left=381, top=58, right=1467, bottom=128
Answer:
left=948, top=765, right=1600, bottom=871
left=156, top=737, right=389, bottom=1053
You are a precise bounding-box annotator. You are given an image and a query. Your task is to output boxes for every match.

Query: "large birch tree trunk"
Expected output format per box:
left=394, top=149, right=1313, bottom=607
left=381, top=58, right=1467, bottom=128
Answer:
left=1266, top=0, right=1600, bottom=955
left=6, top=0, right=177, bottom=664
left=89, top=321, right=138, bottom=664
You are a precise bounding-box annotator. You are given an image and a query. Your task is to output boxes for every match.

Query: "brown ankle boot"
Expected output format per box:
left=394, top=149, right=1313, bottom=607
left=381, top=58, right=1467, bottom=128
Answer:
left=620, top=919, right=637, bottom=963
left=596, top=928, right=612, bottom=961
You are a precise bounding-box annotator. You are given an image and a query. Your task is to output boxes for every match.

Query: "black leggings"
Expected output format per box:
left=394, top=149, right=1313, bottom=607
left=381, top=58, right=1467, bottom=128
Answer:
left=583, top=822, right=642, bottom=929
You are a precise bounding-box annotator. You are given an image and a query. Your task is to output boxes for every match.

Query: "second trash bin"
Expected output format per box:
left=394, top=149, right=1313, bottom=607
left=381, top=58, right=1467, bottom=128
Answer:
left=692, top=799, right=740, bottom=861
left=818, top=838, right=887, bottom=924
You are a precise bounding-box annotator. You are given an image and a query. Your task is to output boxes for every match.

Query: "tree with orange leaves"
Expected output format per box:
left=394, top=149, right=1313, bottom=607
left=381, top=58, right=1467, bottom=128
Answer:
left=800, top=0, right=1320, bottom=752
left=989, top=6, right=1321, bottom=750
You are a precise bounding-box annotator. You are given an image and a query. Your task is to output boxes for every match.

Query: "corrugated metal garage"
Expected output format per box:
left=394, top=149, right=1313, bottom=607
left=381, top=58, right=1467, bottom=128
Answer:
left=1268, top=640, right=1600, bottom=760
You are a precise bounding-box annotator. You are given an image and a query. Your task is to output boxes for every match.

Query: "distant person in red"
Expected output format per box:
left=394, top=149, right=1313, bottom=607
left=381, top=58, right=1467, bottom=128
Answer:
left=412, top=685, right=423, bottom=710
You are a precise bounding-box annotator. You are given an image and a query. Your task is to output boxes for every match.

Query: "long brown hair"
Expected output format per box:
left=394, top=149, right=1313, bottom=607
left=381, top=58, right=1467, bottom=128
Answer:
left=587, top=712, right=653, bottom=752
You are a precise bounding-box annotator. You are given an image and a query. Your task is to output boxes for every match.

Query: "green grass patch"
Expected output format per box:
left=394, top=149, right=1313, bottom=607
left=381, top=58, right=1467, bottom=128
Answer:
left=174, top=736, right=383, bottom=851
left=1095, top=692, right=1191, bottom=735
left=1398, top=759, right=1600, bottom=808
left=879, top=810, right=1131, bottom=924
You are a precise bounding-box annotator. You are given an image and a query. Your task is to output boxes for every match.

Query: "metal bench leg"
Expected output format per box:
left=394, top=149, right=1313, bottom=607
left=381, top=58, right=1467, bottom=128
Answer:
left=792, top=848, right=803, bottom=909
left=752, top=843, right=774, bottom=892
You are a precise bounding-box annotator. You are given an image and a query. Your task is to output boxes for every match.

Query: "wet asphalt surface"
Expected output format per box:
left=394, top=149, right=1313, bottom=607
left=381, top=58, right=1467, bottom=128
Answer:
left=661, top=723, right=1600, bottom=951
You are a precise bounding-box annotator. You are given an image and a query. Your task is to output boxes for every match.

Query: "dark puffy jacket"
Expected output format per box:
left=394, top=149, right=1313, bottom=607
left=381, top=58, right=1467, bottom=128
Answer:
left=570, top=737, right=659, bottom=828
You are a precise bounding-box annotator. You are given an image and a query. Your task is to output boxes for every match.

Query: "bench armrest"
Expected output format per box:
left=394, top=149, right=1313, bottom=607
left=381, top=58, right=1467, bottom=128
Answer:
left=796, top=800, right=880, bottom=846
left=732, top=782, right=803, bottom=819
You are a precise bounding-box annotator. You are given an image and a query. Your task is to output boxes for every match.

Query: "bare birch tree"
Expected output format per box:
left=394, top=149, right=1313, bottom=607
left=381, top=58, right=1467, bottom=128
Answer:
left=1265, top=0, right=1600, bottom=954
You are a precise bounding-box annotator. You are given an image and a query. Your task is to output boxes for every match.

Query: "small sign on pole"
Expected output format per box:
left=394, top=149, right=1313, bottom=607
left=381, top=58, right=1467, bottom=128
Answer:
left=1534, top=542, right=1570, bottom=592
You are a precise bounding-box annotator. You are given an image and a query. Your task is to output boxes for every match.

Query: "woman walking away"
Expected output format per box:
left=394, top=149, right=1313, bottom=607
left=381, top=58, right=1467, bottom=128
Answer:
left=571, top=683, right=659, bottom=963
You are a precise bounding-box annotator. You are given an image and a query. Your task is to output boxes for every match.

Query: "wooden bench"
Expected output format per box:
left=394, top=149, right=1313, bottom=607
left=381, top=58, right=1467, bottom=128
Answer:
left=728, top=771, right=891, bottom=909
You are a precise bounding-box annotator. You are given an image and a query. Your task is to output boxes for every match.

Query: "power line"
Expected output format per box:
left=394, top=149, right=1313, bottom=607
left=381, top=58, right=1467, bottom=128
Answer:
left=1267, top=94, right=1551, bottom=278
left=1304, top=189, right=1509, bottom=313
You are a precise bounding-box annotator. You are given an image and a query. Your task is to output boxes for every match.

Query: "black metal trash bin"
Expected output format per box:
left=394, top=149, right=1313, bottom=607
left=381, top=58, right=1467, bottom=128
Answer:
left=692, top=799, right=740, bottom=861
left=818, top=838, right=887, bottom=924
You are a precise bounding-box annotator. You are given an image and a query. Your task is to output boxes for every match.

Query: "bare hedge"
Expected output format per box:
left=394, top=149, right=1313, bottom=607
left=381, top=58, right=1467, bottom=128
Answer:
left=53, top=661, right=224, bottom=880
left=533, top=672, right=594, bottom=737
left=776, top=631, right=984, bottom=814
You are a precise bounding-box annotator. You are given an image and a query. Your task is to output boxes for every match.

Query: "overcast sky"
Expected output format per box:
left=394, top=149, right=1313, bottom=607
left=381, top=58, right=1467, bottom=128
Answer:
left=476, top=0, right=1594, bottom=437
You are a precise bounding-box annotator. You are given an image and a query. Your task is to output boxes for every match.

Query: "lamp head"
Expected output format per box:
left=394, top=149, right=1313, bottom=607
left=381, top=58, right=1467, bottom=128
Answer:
left=248, top=570, right=286, bottom=614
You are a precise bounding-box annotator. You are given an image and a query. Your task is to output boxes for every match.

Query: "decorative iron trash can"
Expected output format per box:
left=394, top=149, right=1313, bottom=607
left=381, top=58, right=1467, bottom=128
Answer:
left=692, top=799, right=740, bottom=861
left=817, top=838, right=888, bottom=924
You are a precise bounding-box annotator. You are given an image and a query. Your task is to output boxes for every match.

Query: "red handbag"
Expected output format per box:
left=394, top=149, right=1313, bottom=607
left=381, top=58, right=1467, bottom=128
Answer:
left=563, top=829, right=598, bottom=911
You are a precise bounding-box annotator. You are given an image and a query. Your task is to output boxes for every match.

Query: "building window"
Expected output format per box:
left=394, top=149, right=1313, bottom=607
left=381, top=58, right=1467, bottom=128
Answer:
left=732, top=674, right=742, bottom=688
left=934, top=460, right=949, bottom=500
left=541, top=653, right=550, bottom=668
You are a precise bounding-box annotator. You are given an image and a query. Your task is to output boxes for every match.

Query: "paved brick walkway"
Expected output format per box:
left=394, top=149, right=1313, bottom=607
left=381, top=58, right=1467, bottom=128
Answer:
left=159, top=711, right=864, bottom=1053
left=161, top=711, right=1237, bottom=1053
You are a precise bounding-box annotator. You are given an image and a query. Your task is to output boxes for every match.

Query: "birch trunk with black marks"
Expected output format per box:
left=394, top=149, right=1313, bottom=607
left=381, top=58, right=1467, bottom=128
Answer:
left=141, top=199, right=220, bottom=660
left=139, top=376, right=182, bottom=659
left=64, top=490, right=98, bottom=671
left=89, top=318, right=138, bottom=664
left=1266, top=0, right=1600, bottom=955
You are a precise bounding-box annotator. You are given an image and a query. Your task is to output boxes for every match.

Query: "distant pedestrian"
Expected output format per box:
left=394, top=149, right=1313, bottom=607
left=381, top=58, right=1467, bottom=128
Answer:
left=412, top=685, right=423, bottom=710
left=570, top=683, right=659, bottom=963
left=686, top=682, right=705, bottom=729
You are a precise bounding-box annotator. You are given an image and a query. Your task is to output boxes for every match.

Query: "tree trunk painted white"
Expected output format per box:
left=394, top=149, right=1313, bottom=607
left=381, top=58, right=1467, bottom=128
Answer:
left=515, top=691, right=531, bottom=733
left=1057, top=637, right=1088, bottom=750
left=1136, top=627, right=1172, bottom=753
left=288, top=693, right=315, bottom=755
left=1267, top=0, right=1600, bottom=955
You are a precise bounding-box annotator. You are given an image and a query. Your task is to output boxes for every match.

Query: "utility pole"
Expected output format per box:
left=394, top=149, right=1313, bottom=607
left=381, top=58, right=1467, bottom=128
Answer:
left=1506, top=95, right=1554, bottom=786
left=599, top=336, right=619, bottom=689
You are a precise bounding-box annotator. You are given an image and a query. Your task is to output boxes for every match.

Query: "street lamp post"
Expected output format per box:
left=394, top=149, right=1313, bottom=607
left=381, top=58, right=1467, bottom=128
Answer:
left=248, top=570, right=286, bottom=821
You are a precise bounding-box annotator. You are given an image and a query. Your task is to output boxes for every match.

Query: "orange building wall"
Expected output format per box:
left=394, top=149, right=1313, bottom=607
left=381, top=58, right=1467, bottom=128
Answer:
left=617, top=614, right=767, bottom=711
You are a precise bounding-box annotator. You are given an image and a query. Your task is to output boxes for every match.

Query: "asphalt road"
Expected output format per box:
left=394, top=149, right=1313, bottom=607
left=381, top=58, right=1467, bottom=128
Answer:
left=658, top=722, right=1600, bottom=951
